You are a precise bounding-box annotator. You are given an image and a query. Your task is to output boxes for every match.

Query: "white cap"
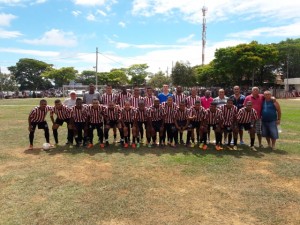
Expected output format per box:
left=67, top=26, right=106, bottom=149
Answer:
left=69, top=91, right=76, bottom=95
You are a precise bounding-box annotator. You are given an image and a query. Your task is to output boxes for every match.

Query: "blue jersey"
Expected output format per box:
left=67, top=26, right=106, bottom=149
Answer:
left=158, top=92, right=173, bottom=103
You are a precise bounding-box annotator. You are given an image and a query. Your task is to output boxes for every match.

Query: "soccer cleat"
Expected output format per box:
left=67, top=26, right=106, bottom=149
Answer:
left=124, top=143, right=129, bottom=148
left=180, top=140, right=185, bottom=145
left=240, top=140, right=245, bottom=145
left=132, top=143, right=136, bottom=149
left=147, top=143, right=152, bottom=148
left=105, top=141, right=109, bottom=147
left=28, top=145, right=33, bottom=150
left=202, top=144, right=208, bottom=150
left=87, top=144, right=94, bottom=149
left=215, top=145, right=221, bottom=151
left=233, top=146, right=238, bottom=150
left=113, top=138, right=117, bottom=143
left=100, top=143, right=105, bottom=148
left=219, top=146, right=224, bottom=150
left=251, top=146, right=257, bottom=151
left=136, top=143, right=140, bottom=148
left=199, top=143, right=203, bottom=149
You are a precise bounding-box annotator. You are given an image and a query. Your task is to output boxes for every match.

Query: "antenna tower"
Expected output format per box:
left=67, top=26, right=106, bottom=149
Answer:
left=202, top=6, right=207, bottom=66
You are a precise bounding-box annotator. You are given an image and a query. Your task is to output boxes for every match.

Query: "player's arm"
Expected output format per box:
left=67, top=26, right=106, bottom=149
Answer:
left=274, top=101, right=281, bottom=125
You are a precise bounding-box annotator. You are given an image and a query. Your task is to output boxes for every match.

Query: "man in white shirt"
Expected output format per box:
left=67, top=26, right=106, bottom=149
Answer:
left=63, top=91, right=77, bottom=108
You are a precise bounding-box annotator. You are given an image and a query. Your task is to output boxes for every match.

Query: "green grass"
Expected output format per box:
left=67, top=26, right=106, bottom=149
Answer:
left=0, top=98, right=300, bottom=225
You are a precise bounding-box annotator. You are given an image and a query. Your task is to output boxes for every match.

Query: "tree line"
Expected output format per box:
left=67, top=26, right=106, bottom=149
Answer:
left=1, top=38, right=299, bottom=91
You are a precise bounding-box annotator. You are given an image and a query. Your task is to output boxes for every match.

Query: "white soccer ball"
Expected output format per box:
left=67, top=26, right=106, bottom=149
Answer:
left=42, top=143, right=51, bottom=150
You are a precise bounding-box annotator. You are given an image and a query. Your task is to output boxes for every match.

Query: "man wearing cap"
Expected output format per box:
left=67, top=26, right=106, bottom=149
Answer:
left=63, top=91, right=77, bottom=108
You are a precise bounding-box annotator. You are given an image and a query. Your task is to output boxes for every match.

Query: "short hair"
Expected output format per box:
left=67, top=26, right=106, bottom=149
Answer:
left=211, top=101, right=217, bottom=106
left=76, top=98, right=82, bottom=102
left=227, top=97, right=234, bottom=102
left=54, top=99, right=61, bottom=104
left=40, top=99, right=47, bottom=104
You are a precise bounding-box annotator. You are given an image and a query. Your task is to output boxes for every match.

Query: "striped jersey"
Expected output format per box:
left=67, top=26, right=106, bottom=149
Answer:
left=144, top=95, right=155, bottom=108
left=29, top=106, right=52, bottom=123
left=176, top=108, right=190, bottom=121
left=134, top=108, right=148, bottom=122
left=101, top=93, right=117, bottom=106
left=186, top=95, right=201, bottom=108
left=147, top=105, right=166, bottom=121
left=206, top=108, right=224, bottom=125
left=71, top=105, right=88, bottom=123
left=87, top=105, right=104, bottom=124
left=173, top=93, right=186, bottom=105
left=103, top=106, right=121, bottom=121
left=130, top=96, right=144, bottom=109
left=237, top=108, right=258, bottom=124
left=118, top=92, right=132, bottom=108
left=220, top=105, right=238, bottom=126
left=189, top=106, right=207, bottom=122
left=50, top=105, right=72, bottom=120
left=162, top=102, right=178, bottom=123
left=120, top=107, right=135, bottom=123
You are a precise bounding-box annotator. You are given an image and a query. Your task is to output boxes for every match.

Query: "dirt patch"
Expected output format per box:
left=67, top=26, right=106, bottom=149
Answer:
left=55, top=159, right=112, bottom=185
left=0, top=161, right=24, bottom=176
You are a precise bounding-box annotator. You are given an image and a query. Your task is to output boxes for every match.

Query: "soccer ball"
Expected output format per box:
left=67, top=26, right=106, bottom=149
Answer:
left=42, top=143, right=51, bottom=150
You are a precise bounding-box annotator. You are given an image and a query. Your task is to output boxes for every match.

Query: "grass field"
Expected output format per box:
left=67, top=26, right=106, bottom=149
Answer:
left=0, top=98, right=299, bottom=225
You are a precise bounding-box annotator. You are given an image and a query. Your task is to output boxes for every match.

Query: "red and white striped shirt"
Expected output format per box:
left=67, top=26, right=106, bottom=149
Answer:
left=237, top=108, right=258, bottom=124
left=176, top=108, right=190, bottom=121
left=29, top=106, right=52, bottom=123
left=51, top=105, right=72, bottom=120
left=173, top=93, right=186, bottom=105
left=147, top=105, right=166, bottom=121
left=118, top=92, right=132, bottom=108
left=134, top=108, right=148, bottom=122
left=130, top=96, right=144, bottom=109
left=144, top=95, right=155, bottom=108
left=206, top=108, right=224, bottom=125
left=101, top=93, right=117, bottom=106
left=220, top=105, right=238, bottom=126
left=162, top=102, right=178, bottom=123
left=87, top=105, right=104, bottom=124
left=189, top=106, right=207, bottom=122
left=71, top=106, right=88, bottom=123
left=103, top=106, right=121, bottom=121
left=186, top=95, right=201, bottom=108
left=120, top=108, right=135, bottom=123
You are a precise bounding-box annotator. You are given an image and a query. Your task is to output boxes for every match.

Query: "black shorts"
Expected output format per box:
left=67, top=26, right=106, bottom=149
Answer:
left=137, top=121, right=148, bottom=131
left=106, top=120, right=118, bottom=127
left=74, top=122, right=86, bottom=130
left=238, top=123, right=253, bottom=131
left=89, top=123, right=103, bottom=130
left=177, top=120, right=188, bottom=128
left=224, top=125, right=233, bottom=132
left=191, top=121, right=200, bottom=129
left=30, top=121, right=49, bottom=130
left=152, top=120, right=163, bottom=132
left=55, top=118, right=70, bottom=126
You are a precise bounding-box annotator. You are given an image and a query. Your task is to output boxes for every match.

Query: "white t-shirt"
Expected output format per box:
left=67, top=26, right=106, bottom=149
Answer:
left=63, top=98, right=76, bottom=108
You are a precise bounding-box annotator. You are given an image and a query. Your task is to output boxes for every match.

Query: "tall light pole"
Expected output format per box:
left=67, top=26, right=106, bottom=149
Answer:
left=202, top=6, right=208, bottom=66
left=95, top=47, right=98, bottom=90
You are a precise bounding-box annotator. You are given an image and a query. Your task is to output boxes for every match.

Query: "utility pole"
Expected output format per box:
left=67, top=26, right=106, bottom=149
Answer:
left=202, top=6, right=208, bottom=66
left=286, top=54, right=289, bottom=91
left=95, top=47, right=98, bottom=90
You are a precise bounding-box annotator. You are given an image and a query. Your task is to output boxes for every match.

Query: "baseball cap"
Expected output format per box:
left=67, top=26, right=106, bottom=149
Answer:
left=70, top=91, right=76, bottom=95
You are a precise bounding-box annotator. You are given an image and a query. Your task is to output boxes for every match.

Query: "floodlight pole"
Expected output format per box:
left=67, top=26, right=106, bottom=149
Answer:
left=95, top=47, right=98, bottom=90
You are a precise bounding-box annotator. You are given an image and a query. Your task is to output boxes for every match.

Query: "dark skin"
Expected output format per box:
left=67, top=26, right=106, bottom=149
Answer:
left=28, top=100, right=47, bottom=132
left=175, top=103, right=189, bottom=132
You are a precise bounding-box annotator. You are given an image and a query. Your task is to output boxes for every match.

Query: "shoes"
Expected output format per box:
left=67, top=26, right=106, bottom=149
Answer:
left=113, top=138, right=117, bottom=143
left=105, top=141, right=109, bottom=147
left=87, top=144, right=93, bottom=149
left=199, top=143, right=203, bottom=149
left=190, top=142, right=195, bottom=148
left=233, top=146, right=238, bottom=150
left=28, top=145, right=33, bottom=150
left=251, top=146, right=257, bottom=151
left=215, top=145, right=223, bottom=151
left=259, top=144, right=264, bottom=148
left=180, top=140, right=185, bottom=145
left=171, top=143, right=176, bottom=148
left=202, top=144, right=208, bottom=150
left=147, top=144, right=152, bottom=148
left=219, top=146, right=223, bottom=150
left=100, top=143, right=105, bottom=148
left=240, top=140, right=245, bottom=145
left=124, top=143, right=129, bottom=148
left=136, top=143, right=140, bottom=148
left=131, top=143, right=136, bottom=149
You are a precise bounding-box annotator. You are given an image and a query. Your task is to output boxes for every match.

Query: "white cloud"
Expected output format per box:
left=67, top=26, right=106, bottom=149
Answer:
left=0, top=47, right=60, bottom=57
left=22, top=29, right=77, bottom=47
left=0, top=0, right=47, bottom=5
left=73, top=0, right=107, bottom=6
left=86, top=13, right=96, bottom=21
left=132, top=0, right=300, bottom=24
left=228, top=21, right=300, bottom=39
left=0, top=28, right=22, bottom=38
left=72, top=10, right=82, bottom=17
left=118, top=21, right=126, bottom=28
left=0, top=13, right=17, bottom=27
left=97, top=9, right=107, bottom=16
left=177, top=34, right=195, bottom=43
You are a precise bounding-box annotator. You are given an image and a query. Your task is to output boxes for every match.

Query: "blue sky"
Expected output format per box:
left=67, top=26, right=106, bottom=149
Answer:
left=0, top=0, right=299, bottom=74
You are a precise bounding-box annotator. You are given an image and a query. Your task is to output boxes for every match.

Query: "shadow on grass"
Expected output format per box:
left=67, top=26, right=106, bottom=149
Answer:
left=23, top=143, right=288, bottom=159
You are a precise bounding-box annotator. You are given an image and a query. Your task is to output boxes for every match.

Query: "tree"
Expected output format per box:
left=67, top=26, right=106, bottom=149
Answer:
left=127, top=64, right=149, bottom=85
left=42, top=67, right=78, bottom=87
left=147, top=71, right=171, bottom=88
left=8, top=58, right=53, bottom=90
left=171, top=61, right=196, bottom=87
left=0, top=73, right=18, bottom=91
left=108, top=69, right=128, bottom=85
left=194, top=63, right=219, bottom=87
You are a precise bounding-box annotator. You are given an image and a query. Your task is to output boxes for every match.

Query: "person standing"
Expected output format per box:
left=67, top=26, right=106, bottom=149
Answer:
left=186, top=87, right=201, bottom=109
left=144, top=87, right=155, bottom=108
left=83, top=83, right=101, bottom=104
left=63, top=91, right=77, bottom=108
left=261, top=91, right=281, bottom=150
left=201, top=90, right=214, bottom=143
left=214, top=89, right=228, bottom=108
left=118, top=86, right=132, bottom=108
left=158, top=84, right=172, bottom=103
left=101, top=84, right=117, bottom=106
left=173, top=85, right=186, bottom=106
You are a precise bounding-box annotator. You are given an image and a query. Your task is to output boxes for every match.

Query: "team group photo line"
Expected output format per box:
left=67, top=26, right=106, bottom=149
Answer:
left=28, top=83, right=281, bottom=152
